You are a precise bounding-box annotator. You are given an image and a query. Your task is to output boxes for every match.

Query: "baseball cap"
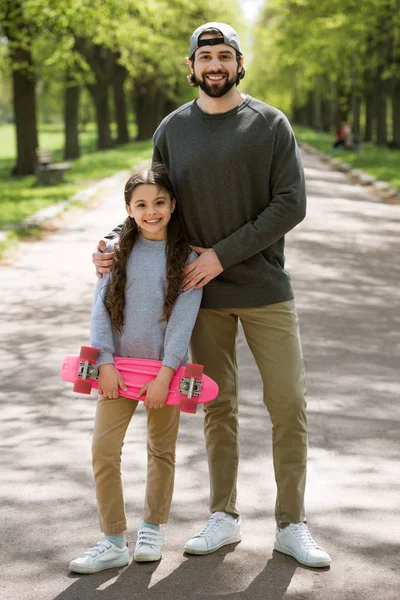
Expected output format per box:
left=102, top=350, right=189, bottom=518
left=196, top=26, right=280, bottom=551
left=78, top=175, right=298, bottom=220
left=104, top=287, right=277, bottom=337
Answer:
left=189, top=22, right=243, bottom=58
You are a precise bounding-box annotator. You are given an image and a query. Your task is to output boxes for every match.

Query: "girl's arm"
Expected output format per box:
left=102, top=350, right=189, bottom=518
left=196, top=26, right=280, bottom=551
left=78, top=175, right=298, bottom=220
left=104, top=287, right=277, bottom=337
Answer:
left=162, top=252, right=203, bottom=371
left=90, top=273, right=127, bottom=398
left=138, top=253, right=202, bottom=409
left=139, top=282, right=202, bottom=409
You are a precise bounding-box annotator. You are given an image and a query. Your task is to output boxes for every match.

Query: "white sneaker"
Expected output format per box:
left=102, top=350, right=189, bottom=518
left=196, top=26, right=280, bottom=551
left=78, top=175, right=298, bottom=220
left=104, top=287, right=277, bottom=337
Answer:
left=69, top=540, right=129, bottom=574
left=274, top=523, right=331, bottom=568
left=184, top=512, right=242, bottom=555
left=134, top=526, right=165, bottom=562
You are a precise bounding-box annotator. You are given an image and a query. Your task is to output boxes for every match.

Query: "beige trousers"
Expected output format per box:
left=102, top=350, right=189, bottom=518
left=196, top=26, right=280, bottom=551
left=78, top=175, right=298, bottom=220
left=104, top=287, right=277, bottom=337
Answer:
left=91, top=395, right=180, bottom=534
left=190, top=300, right=308, bottom=527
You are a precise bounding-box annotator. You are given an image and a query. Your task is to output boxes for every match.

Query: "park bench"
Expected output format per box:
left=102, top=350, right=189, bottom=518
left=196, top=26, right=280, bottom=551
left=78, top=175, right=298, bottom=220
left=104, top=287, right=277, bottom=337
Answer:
left=35, top=148, right=71, bottom=185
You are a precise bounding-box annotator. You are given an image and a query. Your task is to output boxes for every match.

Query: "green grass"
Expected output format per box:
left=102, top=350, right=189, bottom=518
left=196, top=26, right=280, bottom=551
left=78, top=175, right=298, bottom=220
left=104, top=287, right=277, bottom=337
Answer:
left=293, top=125, right=400, bottom=192
left=0, top=123, right=153, bottom=257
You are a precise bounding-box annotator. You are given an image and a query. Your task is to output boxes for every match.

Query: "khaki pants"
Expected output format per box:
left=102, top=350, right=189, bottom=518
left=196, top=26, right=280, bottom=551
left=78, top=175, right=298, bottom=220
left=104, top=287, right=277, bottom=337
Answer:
left=91, top=396, right=180, bottom=534
left=190, top=300, right=307, bottom=528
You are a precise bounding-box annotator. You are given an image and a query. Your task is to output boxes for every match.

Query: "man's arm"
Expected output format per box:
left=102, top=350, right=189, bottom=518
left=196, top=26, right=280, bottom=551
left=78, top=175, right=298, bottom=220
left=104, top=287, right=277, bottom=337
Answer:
left=104, top=224, right=123, bottom=240
left=92, top=226, right=123, bottom=277
left=213, top=118, right=306, bottom=271
left=183, top=118, right=306, bottom=290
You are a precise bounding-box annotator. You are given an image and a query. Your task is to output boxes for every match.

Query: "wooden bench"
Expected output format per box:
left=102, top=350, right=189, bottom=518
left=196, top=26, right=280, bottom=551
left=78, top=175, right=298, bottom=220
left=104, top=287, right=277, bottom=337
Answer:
left=35, top=149, right=71, bottom=185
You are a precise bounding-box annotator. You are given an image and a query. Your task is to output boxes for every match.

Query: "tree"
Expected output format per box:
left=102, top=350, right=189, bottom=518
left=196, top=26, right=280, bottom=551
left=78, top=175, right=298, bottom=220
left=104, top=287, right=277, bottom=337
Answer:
left=247, top=0, right=400, bottom=147
left=0, top=0, right=38, bottom=175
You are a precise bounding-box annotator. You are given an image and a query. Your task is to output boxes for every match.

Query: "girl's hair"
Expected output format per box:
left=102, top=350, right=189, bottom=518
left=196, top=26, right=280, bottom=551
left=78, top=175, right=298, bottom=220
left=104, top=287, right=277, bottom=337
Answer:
left=105, top=165, right=190, bottom=333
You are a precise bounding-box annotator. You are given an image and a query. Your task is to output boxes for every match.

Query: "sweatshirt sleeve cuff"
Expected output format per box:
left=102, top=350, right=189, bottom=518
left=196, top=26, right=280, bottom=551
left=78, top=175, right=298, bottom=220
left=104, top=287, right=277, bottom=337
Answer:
left=213, top=240, right=233, bottom=270
left=97, top=352, right=115, bottom=367
left=162, top=356, right=180, bottom=371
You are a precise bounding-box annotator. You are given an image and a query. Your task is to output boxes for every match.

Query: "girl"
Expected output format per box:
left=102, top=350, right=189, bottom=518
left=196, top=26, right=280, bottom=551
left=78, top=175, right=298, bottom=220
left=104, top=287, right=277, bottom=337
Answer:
left=69, top=166, right=202, bottom=574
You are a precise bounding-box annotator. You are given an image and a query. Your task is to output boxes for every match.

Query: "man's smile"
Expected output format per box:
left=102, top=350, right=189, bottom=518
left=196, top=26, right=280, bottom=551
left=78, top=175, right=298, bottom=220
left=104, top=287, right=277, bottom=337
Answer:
left=205, top=73, right=226, bottom=82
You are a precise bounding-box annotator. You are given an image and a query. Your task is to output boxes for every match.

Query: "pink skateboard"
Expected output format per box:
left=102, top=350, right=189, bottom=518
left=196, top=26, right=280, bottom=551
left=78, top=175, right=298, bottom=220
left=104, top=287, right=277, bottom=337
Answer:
left=61, top=346, right=219, bottom=413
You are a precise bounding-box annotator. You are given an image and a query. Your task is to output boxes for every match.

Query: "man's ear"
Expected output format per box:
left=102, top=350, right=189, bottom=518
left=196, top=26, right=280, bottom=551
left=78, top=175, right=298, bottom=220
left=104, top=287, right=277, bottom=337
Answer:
left=186, top=57, right=194, bottom=74
left=238, top=56, right=244, bottom=72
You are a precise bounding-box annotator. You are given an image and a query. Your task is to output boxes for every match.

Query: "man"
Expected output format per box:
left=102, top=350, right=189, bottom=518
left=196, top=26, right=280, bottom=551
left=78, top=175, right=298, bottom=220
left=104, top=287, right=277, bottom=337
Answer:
left=93, top=22, right=331, bottom=568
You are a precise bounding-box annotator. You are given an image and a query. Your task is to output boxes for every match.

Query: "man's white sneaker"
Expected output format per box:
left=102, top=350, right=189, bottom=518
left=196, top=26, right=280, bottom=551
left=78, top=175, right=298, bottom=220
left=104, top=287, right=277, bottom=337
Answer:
left=69, top=540, right=129, bottom=574
left=274, top=523, right=331, bottom=568
left=134, top=526, right=165, bottom=562
left=184, top=512, right=242, bottom=555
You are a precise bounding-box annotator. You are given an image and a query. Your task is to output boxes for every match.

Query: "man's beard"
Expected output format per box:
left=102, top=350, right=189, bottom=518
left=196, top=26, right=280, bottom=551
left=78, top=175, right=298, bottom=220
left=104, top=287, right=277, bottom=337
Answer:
left=195, top=69, right=238, bottom=98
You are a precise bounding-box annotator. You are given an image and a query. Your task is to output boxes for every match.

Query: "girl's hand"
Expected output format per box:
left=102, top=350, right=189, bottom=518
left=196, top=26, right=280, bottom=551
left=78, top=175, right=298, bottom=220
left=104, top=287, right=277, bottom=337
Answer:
left=98, top=364, right=127, bottom=399
left=137, top=366, right=175, bottom=409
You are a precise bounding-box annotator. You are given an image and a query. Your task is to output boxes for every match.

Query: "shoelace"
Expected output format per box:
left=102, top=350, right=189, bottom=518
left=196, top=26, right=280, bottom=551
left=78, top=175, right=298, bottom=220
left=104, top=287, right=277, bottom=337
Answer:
left=83, top=540, right=112, bottom=558
left=197, top=513, right=227, bottom=538
left=137, top=528, right=164, bottom=548
left=289, top=524, right=318, bottom=549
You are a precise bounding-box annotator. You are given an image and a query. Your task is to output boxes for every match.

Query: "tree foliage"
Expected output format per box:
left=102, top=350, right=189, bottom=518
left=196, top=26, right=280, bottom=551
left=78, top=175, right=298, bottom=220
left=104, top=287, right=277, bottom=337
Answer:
left=247, top=0, right=400, bottom=144
left=0, top=0, right=243, bottom=171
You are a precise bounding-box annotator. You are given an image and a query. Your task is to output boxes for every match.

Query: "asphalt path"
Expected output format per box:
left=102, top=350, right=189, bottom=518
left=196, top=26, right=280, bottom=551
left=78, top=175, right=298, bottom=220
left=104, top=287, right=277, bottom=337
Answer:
left=1, top=150, right=399, bottom=600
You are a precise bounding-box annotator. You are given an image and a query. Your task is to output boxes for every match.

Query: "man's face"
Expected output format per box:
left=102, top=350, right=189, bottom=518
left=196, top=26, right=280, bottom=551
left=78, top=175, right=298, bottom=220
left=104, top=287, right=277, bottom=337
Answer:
left=190, top=37, right=243, bottom=98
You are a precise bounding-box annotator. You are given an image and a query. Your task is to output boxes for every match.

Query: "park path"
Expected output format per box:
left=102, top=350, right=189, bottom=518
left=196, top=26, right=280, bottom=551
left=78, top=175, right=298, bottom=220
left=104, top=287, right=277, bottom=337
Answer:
left=1, top=151, right=399, bottom=600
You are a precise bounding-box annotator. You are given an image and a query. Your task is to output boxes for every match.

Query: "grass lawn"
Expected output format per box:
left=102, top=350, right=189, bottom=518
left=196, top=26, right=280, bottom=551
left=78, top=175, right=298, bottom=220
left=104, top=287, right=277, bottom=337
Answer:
left=293, top=125, right=400, bottom=192
left=0, top=123, right=153, bottom=258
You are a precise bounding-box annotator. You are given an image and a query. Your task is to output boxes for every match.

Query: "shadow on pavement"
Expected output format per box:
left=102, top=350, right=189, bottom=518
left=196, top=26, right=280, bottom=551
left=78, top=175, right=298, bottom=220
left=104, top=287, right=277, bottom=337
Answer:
left=55, top=547, right=299, bottom=600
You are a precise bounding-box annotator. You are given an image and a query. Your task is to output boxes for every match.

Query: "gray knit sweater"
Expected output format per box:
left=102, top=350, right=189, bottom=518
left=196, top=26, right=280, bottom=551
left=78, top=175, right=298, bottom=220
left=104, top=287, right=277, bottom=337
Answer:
left=90, top=235, right=202, bottom=370
left=152, top=95, right=306, bottom=309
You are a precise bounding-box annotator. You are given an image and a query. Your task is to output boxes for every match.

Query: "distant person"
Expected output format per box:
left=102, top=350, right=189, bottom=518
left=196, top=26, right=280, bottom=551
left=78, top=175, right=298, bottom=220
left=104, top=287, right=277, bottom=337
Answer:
left=69, top=166, right=202, bottom=574
left=333, top=121, right=352, bottom=149
left=92, top=22, right=331, bottom=568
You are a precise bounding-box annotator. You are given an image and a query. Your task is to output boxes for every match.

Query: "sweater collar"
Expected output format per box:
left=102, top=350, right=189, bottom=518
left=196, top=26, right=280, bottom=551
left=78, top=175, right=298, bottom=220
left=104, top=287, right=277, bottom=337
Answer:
left=192, top=95, right=251, bottom=119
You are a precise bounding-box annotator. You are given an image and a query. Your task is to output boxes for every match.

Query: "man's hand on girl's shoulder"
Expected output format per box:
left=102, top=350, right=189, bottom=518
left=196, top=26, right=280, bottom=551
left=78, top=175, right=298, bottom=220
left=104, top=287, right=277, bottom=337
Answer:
left=92, top=239, right=114, bottom=278
left=182, top=246, right=223, bottom=291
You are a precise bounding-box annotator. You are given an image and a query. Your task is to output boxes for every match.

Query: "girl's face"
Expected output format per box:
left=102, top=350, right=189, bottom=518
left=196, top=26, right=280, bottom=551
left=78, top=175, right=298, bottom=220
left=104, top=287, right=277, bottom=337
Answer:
left=126, top=183, right=176, bottom=241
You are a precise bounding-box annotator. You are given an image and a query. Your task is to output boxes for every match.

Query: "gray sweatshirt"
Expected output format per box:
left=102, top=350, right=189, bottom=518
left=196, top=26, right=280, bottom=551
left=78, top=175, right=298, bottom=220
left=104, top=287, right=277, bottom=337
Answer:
left=90, top=235, right=202, bottom=371
left=152, top=95, right=307, bottom=309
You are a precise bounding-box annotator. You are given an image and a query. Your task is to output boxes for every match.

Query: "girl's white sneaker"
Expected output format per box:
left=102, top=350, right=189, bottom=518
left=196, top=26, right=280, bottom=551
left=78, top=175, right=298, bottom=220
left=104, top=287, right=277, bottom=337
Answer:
left=134, top=526, right=165, bottom=562
left=69, top=539, right=129, bottom=574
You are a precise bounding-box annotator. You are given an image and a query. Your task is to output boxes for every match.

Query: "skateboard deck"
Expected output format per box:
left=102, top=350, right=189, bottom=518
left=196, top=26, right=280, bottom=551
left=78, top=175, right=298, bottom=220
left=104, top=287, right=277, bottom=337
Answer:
left=61, top=346, right=218, bottom=413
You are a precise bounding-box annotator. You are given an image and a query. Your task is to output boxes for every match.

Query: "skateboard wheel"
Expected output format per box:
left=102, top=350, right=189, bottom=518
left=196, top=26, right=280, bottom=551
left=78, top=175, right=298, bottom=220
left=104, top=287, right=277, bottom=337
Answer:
left=73, top=378, right=92, bottom=394
left=79, top=346, right=99, bottom=362
left=184, top=363, right=203, bottom=379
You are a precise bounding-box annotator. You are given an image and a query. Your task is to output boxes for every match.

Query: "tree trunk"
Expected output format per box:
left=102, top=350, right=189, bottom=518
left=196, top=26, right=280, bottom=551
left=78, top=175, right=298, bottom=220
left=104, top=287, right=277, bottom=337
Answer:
left=11, top=48, right=38, bottom=175
left=64, top=71, right=80, bottom=159
left=352, top=96, right=361, bottom=145
left=321, top=99, right=332, bottom=132
left=328, top=80, right=337, bottom=133
left=3, top=0, right=38, bottom=175
left=303, top=93, right=314, bottom=128
left=350, top=66, right=361, bottom=142
left=134, top=84, right=164, bottom=140
left=375, top=66, right=387, bottom=146
left=112, top=63, right=129, bottom=144
left=364, top=86, right=374, bottom=142
left=312, top=85, right=323, bottom=131
left=391, top=76, right=400, bottom=148
left=87, top=78, right=113, bottom=149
